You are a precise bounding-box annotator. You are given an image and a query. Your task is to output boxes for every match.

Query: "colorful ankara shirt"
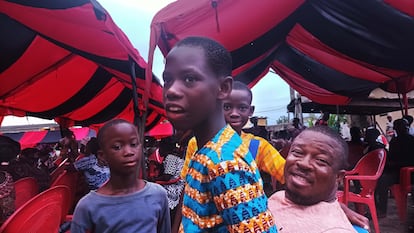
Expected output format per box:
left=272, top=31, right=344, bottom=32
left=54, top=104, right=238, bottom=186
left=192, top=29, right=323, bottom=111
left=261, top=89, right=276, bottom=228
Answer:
left=182, top=132, right=285, bottom=184
left=179, top=125, right=277, bottom=233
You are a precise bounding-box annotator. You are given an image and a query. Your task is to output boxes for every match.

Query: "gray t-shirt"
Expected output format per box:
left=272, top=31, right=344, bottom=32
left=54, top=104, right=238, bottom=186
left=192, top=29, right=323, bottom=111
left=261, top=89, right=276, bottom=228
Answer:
left=71, top=181, right=171, bottom=233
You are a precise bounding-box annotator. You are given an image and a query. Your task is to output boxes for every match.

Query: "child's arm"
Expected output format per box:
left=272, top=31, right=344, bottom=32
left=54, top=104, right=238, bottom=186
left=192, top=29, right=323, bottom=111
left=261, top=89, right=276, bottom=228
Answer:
left=254, top=138, right=286, bottom=184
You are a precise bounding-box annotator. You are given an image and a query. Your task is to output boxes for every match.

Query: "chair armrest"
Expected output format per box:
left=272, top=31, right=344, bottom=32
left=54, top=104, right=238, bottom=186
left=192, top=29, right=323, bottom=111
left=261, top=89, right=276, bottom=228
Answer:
left=345, top=175, right=378, bottom=181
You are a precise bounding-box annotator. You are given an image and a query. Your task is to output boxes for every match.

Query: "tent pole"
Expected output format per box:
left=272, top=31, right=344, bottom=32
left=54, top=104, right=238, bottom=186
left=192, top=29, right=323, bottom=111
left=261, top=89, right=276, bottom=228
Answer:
left=403, top=93, right=408, bottom=116
left=129, top=57, right=146, bottom=179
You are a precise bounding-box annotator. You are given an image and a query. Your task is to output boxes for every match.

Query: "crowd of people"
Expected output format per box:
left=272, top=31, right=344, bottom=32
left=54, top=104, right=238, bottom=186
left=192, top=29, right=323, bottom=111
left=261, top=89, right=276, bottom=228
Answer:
left=2, top=36, right=414, bottom=232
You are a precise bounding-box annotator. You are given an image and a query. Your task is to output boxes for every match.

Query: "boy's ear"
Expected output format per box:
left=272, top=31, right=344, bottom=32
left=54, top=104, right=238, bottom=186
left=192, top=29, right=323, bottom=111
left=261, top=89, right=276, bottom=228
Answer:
left=217, top=76, right=232, bottom=100
left=250, top=105, right=255, bottom=116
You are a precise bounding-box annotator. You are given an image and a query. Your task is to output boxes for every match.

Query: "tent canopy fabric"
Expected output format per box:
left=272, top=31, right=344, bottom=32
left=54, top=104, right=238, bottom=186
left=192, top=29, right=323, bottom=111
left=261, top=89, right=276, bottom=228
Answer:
left=1, top=127, right=96, bottom=149
left=0, top=0, right=165, bottom=130
left=150, top=0, right=414, bottom=107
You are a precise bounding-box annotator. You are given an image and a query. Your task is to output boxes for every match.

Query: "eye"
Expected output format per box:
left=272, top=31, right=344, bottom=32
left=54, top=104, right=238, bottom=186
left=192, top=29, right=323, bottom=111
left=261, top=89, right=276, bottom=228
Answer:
left=223, top=104, right=231, bottom=111
left=239, top=106, right=249, bottom=112
left=112, top=144, right=122, bottom=151
left=184, top=75, right=196, bottom=83
left=130, top=142, right=139, bottom=148
left=316, top=157, right=330, bottom=166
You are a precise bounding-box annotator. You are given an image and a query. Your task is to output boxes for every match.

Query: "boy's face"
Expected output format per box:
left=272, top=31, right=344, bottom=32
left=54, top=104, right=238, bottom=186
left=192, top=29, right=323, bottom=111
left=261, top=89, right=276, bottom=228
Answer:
left=223, top=89, right=254, bottom=133
left=163, top=46, right=228, bottom=131
left=284, top=130, right=344, bottom=206
left=97, top=123, right=142, bottom=174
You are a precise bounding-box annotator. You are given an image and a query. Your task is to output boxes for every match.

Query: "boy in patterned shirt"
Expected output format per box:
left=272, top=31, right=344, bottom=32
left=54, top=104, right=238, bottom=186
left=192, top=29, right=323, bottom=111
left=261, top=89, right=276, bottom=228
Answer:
left=184, top=81, right=286, bottom=196
left=162, top=36, right=276, bottom=232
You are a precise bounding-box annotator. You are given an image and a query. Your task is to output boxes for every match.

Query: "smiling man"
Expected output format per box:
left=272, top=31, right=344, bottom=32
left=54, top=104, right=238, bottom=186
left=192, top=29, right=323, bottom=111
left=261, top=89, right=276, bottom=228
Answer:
left=268, top=126, right=358, bottom=233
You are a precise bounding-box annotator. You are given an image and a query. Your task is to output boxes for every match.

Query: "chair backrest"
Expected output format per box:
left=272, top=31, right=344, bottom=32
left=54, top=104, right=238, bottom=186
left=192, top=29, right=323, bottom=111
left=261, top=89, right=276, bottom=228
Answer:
left=0, top=185, right=69, bottom=233
left=350, top=148, right=386, bottom=194
left=14, top=177, right=39, bottom=209
left=50, top=170, right=79, bottom=220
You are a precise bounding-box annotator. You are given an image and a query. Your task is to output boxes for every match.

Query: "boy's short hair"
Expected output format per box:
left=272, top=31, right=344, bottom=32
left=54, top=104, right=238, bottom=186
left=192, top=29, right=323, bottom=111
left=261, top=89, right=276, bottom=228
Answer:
left=175, top=36, right=232, bottom=78
left=97, top=119, right=138, bottom=148
left=300, top=125, right=348, bottom=170
left=232, top=80, right=253, bottom=103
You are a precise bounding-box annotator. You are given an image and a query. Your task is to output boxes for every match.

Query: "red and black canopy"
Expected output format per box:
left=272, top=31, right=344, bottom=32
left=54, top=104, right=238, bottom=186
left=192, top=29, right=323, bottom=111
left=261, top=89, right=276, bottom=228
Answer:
left=0, top=0, right=165, bottom=130
left=150, top=0, right=414, bottom=109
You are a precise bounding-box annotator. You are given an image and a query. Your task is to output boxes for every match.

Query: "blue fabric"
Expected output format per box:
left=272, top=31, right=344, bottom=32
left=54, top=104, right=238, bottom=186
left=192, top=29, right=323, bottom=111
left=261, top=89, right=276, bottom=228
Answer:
left=248, top=138, right=260, bottom=159
left=353, top=225, right=369, bottom=233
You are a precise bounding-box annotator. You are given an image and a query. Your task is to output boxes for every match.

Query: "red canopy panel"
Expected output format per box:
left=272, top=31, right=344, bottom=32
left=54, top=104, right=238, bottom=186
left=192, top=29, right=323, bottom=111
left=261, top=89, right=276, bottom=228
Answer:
left=1, top=127, right=96, bottom=149
left=0, top=0, right=165, bottom=130
left=150, top=0, right=414, bottom=106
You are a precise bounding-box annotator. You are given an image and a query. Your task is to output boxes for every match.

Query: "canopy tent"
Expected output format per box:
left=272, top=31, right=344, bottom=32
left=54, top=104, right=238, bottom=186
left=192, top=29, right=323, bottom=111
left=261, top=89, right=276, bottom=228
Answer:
left=1, top=127, right=96, bottom=149
left=149, top=0, right=414, bottom=114
left=0, top=0, right=165, bottom=131
left=144, top=120, right=174, bottom=139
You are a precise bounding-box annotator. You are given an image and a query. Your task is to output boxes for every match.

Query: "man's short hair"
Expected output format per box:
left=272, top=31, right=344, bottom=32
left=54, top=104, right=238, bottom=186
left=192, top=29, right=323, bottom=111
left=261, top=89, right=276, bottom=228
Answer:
left=232, top=80, right=252, bottom=103
left=175, top=36, right=232, bottom=78
left=299, top=126, right=348, bottom=170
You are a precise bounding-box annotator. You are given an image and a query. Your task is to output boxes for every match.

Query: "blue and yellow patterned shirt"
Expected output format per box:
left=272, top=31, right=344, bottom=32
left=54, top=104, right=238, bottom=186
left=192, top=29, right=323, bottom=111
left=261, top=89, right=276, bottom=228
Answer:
left=180, top=125, right=277, bottom=233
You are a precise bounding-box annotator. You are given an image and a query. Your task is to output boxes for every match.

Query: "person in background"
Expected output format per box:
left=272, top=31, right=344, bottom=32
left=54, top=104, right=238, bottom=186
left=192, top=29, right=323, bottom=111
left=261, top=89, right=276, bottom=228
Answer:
left=73, top=137, right=110, bottom=191
left=0, top=136, right=20, bottom=225
left=363, top=127, right=386, bottom=155
left=315, top=112, right=330, bottom=126
left=162, top=36, right=276, bottom=232
left=8, top=147, right=50, bottom=191
left=151, top=137, right=185, bottom=223
left=375, top=118, right=414, bottom=218
left=347, top=127, right=365, bottom=170
left=385, top=114, right=394, bottom=142
left=289, top=117, right=306, bottom=140
left=58, top=129, right=79, bottom=163
left=268, top=126, right=368, bottom=233
left=37, top=144, right=57, bottom=173
left=71, top=119, right=170, bottom=233
left=403, top=114, right=414, bottom=136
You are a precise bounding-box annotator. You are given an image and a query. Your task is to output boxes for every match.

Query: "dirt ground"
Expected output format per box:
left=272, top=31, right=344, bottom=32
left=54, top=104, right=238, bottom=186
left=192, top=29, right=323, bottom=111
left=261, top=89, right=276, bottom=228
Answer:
left=354, top=194, right=414, bottom=233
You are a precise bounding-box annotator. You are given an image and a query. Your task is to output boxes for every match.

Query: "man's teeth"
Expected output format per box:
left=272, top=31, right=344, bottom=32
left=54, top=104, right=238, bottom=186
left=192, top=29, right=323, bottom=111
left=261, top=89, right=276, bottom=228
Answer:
left=169, top=107, right=182, bottom=111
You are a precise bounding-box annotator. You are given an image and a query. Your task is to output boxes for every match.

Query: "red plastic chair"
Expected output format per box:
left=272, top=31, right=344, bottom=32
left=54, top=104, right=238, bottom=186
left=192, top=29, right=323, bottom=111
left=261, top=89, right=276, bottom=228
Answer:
left=337, top=148, right=386, bottom=233
left=13, top=177, right=39, bottom=209
left=390, top=166, right=414, bottom=222
left=0, top=185, right=70, bottom=233
left=50, top=170, right=79, bottom=221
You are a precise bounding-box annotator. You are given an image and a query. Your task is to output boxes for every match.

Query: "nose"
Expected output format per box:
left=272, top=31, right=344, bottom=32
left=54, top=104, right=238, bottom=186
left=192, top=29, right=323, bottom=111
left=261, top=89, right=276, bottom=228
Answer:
left=124, top=145, right=136, bottom=157
left=164, top=81, right=183, bottom=101
left=229, top=108, right=240, bottom=118
left=296, top=154, right=312, bottom=170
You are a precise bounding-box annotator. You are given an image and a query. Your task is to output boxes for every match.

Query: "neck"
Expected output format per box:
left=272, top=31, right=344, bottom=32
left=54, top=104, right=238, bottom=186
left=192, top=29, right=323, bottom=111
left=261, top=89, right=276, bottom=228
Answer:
left=103, top=172, right=144, bottom=195
left=194, top=109, right=226, bottom=149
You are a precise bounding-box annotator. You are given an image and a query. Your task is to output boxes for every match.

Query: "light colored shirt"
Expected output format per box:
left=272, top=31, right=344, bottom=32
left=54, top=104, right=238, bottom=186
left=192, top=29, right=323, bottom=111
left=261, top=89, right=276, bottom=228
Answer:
left=180, top=125, right=276, bottom=233
left=268, top=191, right=356, bottom=233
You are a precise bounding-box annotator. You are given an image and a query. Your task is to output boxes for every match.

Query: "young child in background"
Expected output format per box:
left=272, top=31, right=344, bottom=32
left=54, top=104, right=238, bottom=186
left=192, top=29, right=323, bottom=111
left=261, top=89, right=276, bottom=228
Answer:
left=184, top=80, right=286, bottom=196
left=162, top=36, right=276, bottom=232
left=70, top=119, right=170, bottom=233
left=73, top=137, right=110, bottom=190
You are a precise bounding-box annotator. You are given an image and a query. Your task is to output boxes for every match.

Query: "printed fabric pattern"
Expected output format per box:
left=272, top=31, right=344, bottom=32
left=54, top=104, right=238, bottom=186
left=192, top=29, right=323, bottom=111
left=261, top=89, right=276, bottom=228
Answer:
left=180, top=125, right=277, bottom=233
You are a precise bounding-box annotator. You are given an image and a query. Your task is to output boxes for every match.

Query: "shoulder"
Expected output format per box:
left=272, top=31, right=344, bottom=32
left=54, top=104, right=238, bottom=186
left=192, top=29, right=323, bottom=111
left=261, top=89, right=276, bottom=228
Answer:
left=146, top=182, right=168, bottom=196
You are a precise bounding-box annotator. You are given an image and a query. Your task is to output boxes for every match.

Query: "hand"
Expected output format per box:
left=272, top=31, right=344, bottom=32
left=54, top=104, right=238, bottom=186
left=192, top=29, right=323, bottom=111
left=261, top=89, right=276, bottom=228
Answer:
left=340, top=202, right=370, bottom=231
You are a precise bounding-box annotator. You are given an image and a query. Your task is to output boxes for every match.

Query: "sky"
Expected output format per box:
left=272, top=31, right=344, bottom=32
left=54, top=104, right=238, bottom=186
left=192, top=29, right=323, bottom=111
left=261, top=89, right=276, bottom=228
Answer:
left=2, top=0, right=292, bottom=126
